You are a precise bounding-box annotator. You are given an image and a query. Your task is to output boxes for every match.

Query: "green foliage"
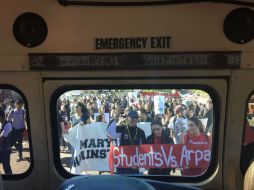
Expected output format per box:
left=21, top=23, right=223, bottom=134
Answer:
left=189, top=90, right=209, bottom=98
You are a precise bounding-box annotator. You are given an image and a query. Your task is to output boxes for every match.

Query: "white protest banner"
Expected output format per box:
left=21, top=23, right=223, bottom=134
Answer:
left=154, top=95, right=165, bottom=115
left=63, top=124, right=80, bottom=148
left=64, top=122, right=111, bottom=174
left=106, top=119, right=121, bottom=139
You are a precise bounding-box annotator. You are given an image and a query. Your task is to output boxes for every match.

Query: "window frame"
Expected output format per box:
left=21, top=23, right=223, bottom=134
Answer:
left=50, top=83, right=220, bottom=183
left=0, top=84, right=34, bottom=180
left=240, top=91, right=254, bottom=175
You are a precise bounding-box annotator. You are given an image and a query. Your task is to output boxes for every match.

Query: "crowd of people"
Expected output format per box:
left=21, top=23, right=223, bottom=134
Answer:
left=58, top=90, right=213, bottom=175
left=58, top=91, right=213, bottom=137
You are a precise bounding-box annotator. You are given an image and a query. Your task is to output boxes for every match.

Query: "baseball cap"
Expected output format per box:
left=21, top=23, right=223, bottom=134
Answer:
left=128, top=110, right=139, bottom=118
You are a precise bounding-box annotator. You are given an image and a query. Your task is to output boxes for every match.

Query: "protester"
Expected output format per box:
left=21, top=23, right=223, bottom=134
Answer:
left=8, top=99, right=26, bottom=162
left=0, top=110, right=12, bottom=174
left=114, top=110, right=146, bottom=174
left=187, top=109, right=195, bottom=119
left=138, top=108, right=150, bottom=122
left=95, top=112, right=106, bottom=123
left=182, top=117, right=210, bottom=176
left=168, top=105, right=188, bottom=144
left=58, top=104, right=69, bottom=151
left=146, top=120, right=174, bottom=175
left=193, top=100, right=200, bottom=117
left=144, top=103, right=154, bottom=122
left=69, top=102, right=91, bottom=127
left=67, top=102, right=91, bottom=172
left=112, top=103, right=126, bottom=123
left=177, top=98, right=187, bottom=110
left=204, top=100, right=213, bottom=134
left=162, top=108, right=174, bottom=128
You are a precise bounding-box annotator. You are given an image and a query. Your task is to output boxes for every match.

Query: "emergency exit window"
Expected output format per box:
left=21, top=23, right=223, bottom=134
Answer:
left=55, top=88, right=214, bottom=177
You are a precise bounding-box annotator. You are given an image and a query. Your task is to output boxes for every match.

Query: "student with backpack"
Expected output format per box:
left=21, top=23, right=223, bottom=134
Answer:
left=0, top=110, right=12, bottom=174
left=7, top=99, right=26, bottom=162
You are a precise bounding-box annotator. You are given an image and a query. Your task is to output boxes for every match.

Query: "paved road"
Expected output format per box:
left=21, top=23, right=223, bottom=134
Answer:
left=60, top=148, right=72, bottom=173
left=0, top=141, right=70, bottom=175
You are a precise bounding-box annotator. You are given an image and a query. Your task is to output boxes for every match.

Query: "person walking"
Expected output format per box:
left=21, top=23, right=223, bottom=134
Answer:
left=0, top=110, right=12, bottom=174
left=8, top=99, right=26, bottom=162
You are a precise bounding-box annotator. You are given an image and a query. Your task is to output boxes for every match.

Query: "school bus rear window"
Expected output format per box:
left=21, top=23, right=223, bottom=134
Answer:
left=57, top=89, right=213, bottom=176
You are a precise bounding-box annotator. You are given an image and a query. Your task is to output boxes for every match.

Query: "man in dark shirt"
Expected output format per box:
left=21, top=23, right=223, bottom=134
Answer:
left=116, top=110, right=146, bottom=174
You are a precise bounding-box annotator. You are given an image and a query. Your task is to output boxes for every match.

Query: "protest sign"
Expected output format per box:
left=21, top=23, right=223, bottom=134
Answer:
left=64, top=123, right=111, bottom=174
left=110, top=144, right=210, bottom=169
left=154, top=96, right=165, bottom=115
left=64, top=122, right=211, bottom=175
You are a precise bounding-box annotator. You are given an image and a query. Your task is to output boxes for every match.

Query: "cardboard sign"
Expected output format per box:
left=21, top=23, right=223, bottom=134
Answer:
left=154, top=95, right=165, bottom=115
